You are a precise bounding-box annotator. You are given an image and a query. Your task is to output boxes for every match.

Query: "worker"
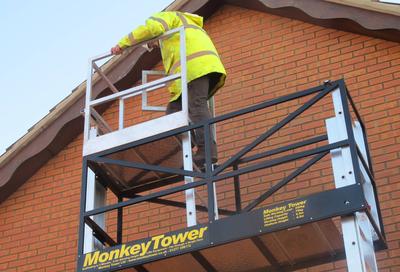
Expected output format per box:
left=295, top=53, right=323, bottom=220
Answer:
left=111, top=11, right=226, bottom=168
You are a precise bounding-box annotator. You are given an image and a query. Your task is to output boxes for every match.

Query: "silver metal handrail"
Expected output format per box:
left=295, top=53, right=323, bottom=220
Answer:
left=83, top=26, right=188, bottom=144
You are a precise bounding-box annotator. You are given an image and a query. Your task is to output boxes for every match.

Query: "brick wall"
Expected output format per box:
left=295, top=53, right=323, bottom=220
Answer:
left=1, top=4, right=399, bottom=271
left=0, top=135, right=83, bottom=271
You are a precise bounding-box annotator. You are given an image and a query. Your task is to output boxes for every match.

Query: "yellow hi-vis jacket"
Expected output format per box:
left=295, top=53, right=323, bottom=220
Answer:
left=118, top=11, right=226, bottom=102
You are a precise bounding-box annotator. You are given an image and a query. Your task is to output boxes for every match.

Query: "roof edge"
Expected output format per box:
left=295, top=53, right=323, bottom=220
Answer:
left=326, top=0, right=400, bottom=17
left=0, top=53, right=124, bottom=168
left=227, top=0, right=400, bottom=43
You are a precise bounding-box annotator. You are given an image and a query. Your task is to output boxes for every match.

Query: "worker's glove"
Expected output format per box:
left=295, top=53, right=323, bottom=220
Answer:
left=142, top=43, right=153, bottom=52
left=143, top=40, right=159, bottom=52
left=111, top=45, right=123, bottom=55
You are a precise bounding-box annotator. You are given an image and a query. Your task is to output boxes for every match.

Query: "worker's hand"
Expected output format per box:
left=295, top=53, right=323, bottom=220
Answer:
left=111, top=45, right=123, bottom=55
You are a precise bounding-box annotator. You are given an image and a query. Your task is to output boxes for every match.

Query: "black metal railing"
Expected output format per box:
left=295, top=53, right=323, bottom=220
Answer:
left=77, top=79, right=386, bottom=270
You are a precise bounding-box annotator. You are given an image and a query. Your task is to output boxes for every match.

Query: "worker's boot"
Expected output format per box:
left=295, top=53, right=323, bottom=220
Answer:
left=193, top=142, right=218, bottom=170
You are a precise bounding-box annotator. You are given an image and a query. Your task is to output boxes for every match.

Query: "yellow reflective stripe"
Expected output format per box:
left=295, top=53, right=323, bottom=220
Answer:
left=185, top=24, right=205, bottom=32
left=149, top=16, right=169, bottom=31
left=176, top=12, right=205, bottom=33
left=128, top=32, right=136, bottom=45
left=169, top=50, right=219, bottom=74
left=176, top=12, right=189, bottom=26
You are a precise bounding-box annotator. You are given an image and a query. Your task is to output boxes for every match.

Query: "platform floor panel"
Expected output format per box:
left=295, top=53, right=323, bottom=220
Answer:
left=144, top=253, right=206, bottom=272
left=140, top=219, right=344, bottom=272
left=200, top=239, right=271, bottom=271
left=83, top=111, right=188, bottom=156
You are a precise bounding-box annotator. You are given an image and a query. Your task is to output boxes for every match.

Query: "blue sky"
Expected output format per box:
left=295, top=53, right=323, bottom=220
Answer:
left=0, top=0, right=173, bottom=154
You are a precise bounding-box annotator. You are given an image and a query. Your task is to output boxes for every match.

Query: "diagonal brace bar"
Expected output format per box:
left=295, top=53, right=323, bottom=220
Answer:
left=84, top=216, right=116, bottom=246
left=90, top=108, right=112, bottom=133
left=243, top=151, right=329, bottom=212
left=214, top=83, right=338, bottom=175
left=239, top=135, right=328, bottom=164
left=93, top=63, right=119, bottom=94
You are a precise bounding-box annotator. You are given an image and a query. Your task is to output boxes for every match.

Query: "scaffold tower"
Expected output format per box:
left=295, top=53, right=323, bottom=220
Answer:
left=77, top=26, right=386, bottom=272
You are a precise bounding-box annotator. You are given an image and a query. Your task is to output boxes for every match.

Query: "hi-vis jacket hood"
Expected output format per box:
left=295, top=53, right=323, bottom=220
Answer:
left=118, top=11, right=226, bottom=101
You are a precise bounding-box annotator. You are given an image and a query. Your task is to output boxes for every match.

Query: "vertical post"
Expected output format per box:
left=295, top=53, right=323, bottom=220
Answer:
left=77, top=159, right=89, bottom=269
left=84, top=168, right=96, bottom=253
left=119, top=98, right=124, bottom=130
left=207, top=178, right=216, bottom=223
left=338, top=82, right=363, bottom=187
left=179, top=27, right=197, bottom=227
left=233, top=164, right=242, bottom=213
left=182, top=133, right=196, bottom=227
left=83, top=59, right=94, bottom=144
left=205, top=124, right=217, bottom=221
left=360, top=120, right=374, bottom=176
left=358, top=119, right=386, bottom=242
left=141, top=70, right=148, bottom=110
left=326, top=83, right=378, bottom=272
left=117, top=197, right=123, bottom=244
left=353, top=121, right=381, bottom=241
left=212, top=175, right=219, bottom=220
left=84, top=128, right=106, bottom=253
left=208, top=97, right=219, bottom=220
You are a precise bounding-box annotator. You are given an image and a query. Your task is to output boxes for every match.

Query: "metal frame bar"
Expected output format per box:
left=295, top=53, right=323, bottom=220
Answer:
left=141, top=70, right=166, bottom=111
left=213, top=83, right=337, bottom=175
left=84, top=217, right=117, bottom=246
left=84, top=82, right=333, bottom=160
left=239, top=135, right=328, bottom=164
left=338, top=81, right=364, bottom=189
left=356, top=146, right=386, bottom=245
left=243, top=151, right=330, bottom=212
left=125, top=144, right=182, bottom=185
left=328, top=82, right=380, bottom=271
left=127, top=195, right=235, bottom=216
left=90, top=108, right=112, bottom=133
left=83, top=140, right=348, bottom=218
left=135, top=265, right=149, bottom=272
left=77, top=160, right=88, bottom=261
left=90, top=73, right=181, bottom=107
left=233, top=164, right=242, bottom=212
left=117, top=196, right=123, bottom=244
left=121, top=175, right=183, bottom=196
left=83, top=27, right=185, bottom=143
left=191, top=252, right=217, bottom=272
left=92, top=63, right=119, bottom=94
left=211, top=141, right=348, bottom=183
left=251, top=237, right=280, bottom=269
left=91, top=156, right=204, bottom=179
left=79, top=25, right=196, bottom=262
left=78, top=184, right=367, bottom=272
left=84, top=177, right=207, bottom=217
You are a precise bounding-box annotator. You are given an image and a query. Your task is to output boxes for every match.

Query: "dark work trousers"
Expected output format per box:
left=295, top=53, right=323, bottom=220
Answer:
left=166, top=75, right=217, bottom=161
